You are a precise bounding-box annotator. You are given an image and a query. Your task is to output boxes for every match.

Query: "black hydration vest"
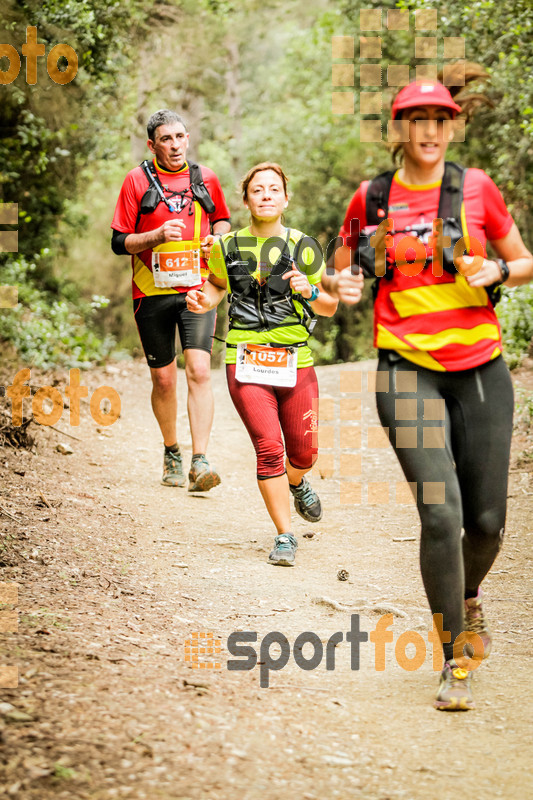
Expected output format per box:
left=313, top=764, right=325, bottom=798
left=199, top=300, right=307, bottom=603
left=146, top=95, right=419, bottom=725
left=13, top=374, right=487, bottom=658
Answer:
left=220, top=229, right=316, bottom=334
left=139, top=159, right=215, bottom=216
left=355, top=161, right=503, bottom=305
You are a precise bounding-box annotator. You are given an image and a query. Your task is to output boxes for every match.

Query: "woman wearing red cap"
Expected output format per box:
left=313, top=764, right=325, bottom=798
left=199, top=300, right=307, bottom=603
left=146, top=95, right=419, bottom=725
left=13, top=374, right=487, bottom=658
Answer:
left=323, top=65, right=533, bottom=710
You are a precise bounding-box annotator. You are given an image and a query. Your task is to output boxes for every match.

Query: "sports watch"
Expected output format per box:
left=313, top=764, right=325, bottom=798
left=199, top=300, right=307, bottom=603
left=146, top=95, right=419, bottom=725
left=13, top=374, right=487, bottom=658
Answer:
left=496, top=259, right=510, bottom=284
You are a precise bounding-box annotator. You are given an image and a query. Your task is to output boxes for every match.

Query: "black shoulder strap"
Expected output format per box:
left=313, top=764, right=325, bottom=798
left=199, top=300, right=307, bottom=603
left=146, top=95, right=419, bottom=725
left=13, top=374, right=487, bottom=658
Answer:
left=140, top=159, right=151, bottom=181
left=290, top=229, right=308, bottom=267
left=268, top=229, right=295, bottom=286
left=278, top=226, right=293, bottom=261
left=365, top=170, right=396, bottom=225
left=221, top=232, right=243, bottom=263
left=438, top=161, right=466, bottom=224
left=140, top=159, right=171, bottom=207
left=188, top=161, right=216, bottom=215
left=141, top=159, right=160, bottom=186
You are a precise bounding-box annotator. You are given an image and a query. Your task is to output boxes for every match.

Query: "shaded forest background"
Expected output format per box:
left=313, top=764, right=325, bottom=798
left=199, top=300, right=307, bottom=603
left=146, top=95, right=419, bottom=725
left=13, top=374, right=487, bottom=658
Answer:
left=1, top=0, right=532, bottom=370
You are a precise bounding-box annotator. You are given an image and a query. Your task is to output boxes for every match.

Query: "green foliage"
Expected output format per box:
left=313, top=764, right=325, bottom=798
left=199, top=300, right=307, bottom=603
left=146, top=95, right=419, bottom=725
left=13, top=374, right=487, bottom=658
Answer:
left=0, top=254, right=114, bottom=367
left=514, top=387, right=533, bottom=436
left=0, top=0, right=149, bottom=258
left=497, top=285, right=533, bottom=369
left=0, top=0, right=158, bottom=365
left=53, top=763, right=78, bottom=781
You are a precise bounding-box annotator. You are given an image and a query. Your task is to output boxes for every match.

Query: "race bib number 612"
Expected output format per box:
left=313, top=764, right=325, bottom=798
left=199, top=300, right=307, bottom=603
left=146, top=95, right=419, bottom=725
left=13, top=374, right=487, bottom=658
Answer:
left=152, top=240, right=201, bottom=288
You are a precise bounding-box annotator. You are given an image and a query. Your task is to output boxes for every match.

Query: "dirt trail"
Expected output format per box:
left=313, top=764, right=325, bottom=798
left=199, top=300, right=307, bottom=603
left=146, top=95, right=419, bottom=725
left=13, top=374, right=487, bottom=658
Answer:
left=0, top=359, right=532, bottom=800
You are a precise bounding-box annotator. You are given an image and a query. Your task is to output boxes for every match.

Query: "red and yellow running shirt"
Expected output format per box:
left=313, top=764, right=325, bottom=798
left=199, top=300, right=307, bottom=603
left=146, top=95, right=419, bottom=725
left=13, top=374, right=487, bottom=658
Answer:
left=111, top=159, right=230, bottom=299
left=339, top=168, right=513, bottom=371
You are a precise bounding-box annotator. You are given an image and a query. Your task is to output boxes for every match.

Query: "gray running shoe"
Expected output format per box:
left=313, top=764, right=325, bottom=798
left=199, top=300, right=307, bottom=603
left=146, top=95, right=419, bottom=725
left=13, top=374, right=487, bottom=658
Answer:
left=268, top=533, right=298, bottom=566
left=162, top=448, right=186, bottom=487
left=188, top=455, right=221, bottom=492
left=289, top=476, right=322, bottom=522
left=434, top=660, right=474, bottom=711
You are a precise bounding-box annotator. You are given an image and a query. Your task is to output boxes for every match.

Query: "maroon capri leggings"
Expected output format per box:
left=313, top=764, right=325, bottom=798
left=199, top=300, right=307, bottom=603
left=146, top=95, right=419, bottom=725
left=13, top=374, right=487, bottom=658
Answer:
left=226, top=364, right=319, bottom=479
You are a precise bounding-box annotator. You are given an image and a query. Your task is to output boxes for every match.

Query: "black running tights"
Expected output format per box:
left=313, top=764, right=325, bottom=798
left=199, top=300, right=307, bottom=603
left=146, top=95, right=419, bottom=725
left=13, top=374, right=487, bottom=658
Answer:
left=375, top=352, right=514, bottom=660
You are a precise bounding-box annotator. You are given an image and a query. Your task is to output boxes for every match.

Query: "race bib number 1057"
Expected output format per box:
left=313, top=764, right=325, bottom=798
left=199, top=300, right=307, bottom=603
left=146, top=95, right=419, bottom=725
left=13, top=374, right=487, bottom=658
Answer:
left=235, top=342, right=297, bottom=387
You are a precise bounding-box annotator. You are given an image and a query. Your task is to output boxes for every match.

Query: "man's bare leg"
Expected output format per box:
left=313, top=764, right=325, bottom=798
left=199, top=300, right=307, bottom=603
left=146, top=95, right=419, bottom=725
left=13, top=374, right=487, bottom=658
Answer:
left=150, top=361, right=185, bottom=486
left=184, top=349, right=213, bottom=454
left=184, top=348, right=220, bottom=491
left=150, top=361, right=178, bottom=445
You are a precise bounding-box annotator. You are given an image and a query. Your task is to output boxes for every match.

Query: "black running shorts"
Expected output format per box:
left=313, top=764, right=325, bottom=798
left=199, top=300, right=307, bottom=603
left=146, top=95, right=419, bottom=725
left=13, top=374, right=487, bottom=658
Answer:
left=133, top=294, right=217, bottom=368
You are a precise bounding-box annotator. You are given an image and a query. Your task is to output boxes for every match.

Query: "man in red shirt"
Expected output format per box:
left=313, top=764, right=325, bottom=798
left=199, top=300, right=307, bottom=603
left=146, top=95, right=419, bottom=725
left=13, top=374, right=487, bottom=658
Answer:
left=111, top=109, right=231, bottom=490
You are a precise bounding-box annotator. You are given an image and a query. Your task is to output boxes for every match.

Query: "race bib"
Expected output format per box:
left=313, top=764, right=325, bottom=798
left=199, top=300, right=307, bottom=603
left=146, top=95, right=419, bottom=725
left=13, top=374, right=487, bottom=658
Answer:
left=152, top=240, right=202, bottom=288
left=235, top=342, right=297, bottom=387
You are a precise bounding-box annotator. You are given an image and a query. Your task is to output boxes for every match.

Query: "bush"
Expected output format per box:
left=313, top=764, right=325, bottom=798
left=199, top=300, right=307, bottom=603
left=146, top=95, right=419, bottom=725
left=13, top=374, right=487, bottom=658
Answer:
left=0, top=253, right=114, bottom=368
left=497, top=285, right=533, bottom=369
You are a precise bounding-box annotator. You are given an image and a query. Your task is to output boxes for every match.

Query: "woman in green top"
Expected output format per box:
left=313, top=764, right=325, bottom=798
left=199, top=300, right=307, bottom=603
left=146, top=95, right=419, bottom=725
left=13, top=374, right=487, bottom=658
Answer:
left=187, top=162, right=337, bottom=565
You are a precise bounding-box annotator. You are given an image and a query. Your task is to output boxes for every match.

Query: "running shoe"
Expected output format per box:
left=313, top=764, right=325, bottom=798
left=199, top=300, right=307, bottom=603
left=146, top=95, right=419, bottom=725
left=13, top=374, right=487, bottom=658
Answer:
left=268, top=533, right=298, bottom=566
left=162, top=448, right=186, bottom=487
left=289, top=476, right=323, bottom=523
left=188, top=455, right=221, bottom=492
left=434, top=660, right=474, bottom=711
left=464, top=589, right=492, bottom=660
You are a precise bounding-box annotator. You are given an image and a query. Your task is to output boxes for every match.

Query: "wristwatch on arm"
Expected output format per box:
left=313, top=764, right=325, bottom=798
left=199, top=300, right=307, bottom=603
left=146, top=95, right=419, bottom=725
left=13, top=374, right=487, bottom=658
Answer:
left=308, top=285, right=320, bottom=302
left=496, top=259, right=510, bottom=284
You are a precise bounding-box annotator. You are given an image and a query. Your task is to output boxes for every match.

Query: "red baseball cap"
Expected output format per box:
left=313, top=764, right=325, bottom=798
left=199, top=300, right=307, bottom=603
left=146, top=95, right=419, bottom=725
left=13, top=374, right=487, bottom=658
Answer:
left=392, top=81, right=462, bottom=120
